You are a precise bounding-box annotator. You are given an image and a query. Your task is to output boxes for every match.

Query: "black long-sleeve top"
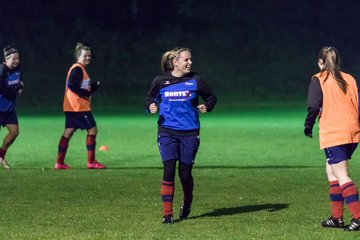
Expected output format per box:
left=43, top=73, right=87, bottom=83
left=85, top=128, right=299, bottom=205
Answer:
left=304, top=77, right=323, bottom=130
left=67, top=66, right=99, bottom=98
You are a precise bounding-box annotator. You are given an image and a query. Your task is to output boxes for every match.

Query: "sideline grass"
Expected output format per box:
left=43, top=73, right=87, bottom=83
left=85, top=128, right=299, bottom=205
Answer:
left=0, top=109, right=360, bottom=239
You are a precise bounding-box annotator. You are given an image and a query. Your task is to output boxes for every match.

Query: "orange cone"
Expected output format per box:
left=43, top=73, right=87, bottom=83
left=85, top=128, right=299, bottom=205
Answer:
left=99, top=145, right=109, bottom=151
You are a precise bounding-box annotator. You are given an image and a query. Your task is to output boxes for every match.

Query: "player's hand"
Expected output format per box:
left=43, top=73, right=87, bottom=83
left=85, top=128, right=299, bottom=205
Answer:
left=304, top=127, right=313, bottom=138
left=197, top=104, right=207, bottom=113
left=90, top=81, right=101, bottom=92
left=18, top=81, right=24, bottom=95
left=149, top=103, right=158, bottom=114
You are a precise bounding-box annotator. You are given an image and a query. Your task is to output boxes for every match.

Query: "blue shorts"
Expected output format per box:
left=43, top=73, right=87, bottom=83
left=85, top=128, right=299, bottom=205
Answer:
left=157, top=134, right=200, bottom=165
left=0, top=111, right=18, bottom=127
left=324, top=143, right=358, bottom=164
left=65, top=111, right=96, bottom=130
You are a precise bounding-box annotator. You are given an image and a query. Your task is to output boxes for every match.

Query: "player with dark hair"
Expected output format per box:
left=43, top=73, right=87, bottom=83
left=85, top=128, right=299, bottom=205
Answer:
left=305, top=46, right=360, bottom=231
left=0, top=45, right=24, bottom=169
left=145, top=47, right=217, bottom=224
left=55, top=42, right=105, bottom=170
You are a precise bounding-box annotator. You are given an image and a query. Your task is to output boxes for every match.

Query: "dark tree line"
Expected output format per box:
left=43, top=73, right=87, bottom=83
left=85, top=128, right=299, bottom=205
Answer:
left=1, top=0, right=360, bottom=112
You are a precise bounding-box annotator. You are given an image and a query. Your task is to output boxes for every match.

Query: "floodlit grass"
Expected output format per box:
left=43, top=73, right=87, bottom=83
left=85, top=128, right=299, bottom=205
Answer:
left=1, top=108, right=360, bottom=239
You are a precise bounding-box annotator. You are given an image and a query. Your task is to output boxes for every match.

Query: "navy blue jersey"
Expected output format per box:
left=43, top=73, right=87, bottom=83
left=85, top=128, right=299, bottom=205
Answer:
left=0, top=63, right=22, bottom=112
left=145, top=71, right=217, bottom=134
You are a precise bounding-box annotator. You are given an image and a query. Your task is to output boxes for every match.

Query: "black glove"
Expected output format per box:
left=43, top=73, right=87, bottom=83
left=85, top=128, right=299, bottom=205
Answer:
left=91, top=81, right=101, bottom=93
left=304, top=127, right=313, bottom=138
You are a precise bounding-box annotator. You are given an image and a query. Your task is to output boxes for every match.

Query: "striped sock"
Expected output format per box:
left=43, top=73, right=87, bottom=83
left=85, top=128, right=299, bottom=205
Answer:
left=86, top=135, right=96, bottom=164
left=341, top=181, right=360, bottom=220
left=56, top=136, right=69, bottom=164
left=329, top=180, right=343, bottom=219
left=161, top=180, right=174, bottom=215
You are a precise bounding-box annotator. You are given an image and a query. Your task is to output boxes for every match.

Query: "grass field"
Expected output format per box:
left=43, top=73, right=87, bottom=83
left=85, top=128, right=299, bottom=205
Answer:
left=1, top=108, right=360, bottom=239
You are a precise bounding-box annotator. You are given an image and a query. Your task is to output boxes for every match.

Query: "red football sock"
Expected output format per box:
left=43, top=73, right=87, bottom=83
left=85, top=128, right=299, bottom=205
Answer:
left=329, top=180, right=343, bottom=219
left=56, top=136, right=69, bottom=164
left=161, top=180, right=174, bottom=215
left=86, top=135, right=96, bottom=164
left=341, top=181, right=360, bottom=220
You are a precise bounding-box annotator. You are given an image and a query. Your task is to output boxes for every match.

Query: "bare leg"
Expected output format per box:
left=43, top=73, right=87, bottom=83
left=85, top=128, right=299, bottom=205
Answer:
left=63, top=128, right=76, bottom=139
left=329, top=161, right=351, bottom=186
left=0, top=124, right=19, bottom=169
left=1, top=124, right=19, bottom=151
left=87, top=126, right=98, bottom=136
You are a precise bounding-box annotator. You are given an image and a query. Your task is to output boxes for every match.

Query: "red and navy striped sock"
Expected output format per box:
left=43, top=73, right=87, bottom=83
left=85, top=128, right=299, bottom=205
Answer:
left=161, top=180, right=174, bottom=216
left=56, top=136, right=69, bottom=164
left=86, top=135, right=96, bottom=164
left=341, top=181, right=360, bottom=220
left=329, top=180, right=343, bottom=219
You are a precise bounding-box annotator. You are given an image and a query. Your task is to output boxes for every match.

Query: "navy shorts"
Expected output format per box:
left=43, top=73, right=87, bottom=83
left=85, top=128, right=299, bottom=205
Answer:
left=157, top=134, right=200, bottom=165
left=324, top=143, right=358, bottom=164
left=65, top=111, right=96, bottom=130
left=0, top=111, right=18, bottom=127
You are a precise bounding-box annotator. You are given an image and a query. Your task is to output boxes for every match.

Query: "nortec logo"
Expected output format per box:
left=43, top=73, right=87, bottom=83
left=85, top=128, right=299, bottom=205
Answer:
left=8, top=79, right=20, bottom=85
left=164, top=91, right=191, bottom=97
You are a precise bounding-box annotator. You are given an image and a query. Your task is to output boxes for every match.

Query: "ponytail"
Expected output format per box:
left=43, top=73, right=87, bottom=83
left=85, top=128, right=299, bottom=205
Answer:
left=318, top=46, right=348, bottom=94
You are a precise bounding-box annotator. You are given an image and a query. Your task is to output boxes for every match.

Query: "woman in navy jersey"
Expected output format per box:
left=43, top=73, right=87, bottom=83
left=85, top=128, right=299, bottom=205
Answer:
left=145, top=47, right=217, bottom=224
left=0, top=45, right=24, bottom=169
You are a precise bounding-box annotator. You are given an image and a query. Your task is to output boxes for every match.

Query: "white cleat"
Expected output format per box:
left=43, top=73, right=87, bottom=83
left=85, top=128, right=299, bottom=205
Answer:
left=0, top=157, right=10, bottom=169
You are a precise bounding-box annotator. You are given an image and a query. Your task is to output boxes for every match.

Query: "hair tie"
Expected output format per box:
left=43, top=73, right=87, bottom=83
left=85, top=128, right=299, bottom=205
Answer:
left=4, top=48, right=18, bottom=58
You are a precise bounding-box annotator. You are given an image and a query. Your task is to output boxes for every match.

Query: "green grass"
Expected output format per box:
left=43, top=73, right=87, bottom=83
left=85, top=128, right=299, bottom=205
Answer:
left=1, top=109, right=360, bottom=239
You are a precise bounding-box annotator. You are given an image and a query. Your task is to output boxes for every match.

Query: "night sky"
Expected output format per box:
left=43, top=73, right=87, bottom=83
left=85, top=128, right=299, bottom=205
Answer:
left=1, top=0, right=360, bottom=110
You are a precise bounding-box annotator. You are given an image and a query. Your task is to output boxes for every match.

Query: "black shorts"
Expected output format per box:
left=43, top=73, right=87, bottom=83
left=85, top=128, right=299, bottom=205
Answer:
left=0, top=111, right=18, bottom=127
left=65, top=111, right=96, bottom=130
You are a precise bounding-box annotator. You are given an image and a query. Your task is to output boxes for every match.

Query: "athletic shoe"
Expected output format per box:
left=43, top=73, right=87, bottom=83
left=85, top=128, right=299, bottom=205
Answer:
left=162, top=214, right=174, bottom=224
left=0, top=157, right=10, bottom=169
left=321, top=217, right=345, bottom=228
left=179, top=201, right=192, bottom=219
left=345, top=218, right=360, bottom=231
left=55, top=162, right=71, bottom=170
left=87, top=160, right=106, bottom=169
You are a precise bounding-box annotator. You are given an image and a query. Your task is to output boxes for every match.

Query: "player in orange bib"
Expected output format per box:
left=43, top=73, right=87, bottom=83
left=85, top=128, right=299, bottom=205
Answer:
left=55, top=43, right=105, bottom=170
left=305, top=46, right=360, bottom=231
